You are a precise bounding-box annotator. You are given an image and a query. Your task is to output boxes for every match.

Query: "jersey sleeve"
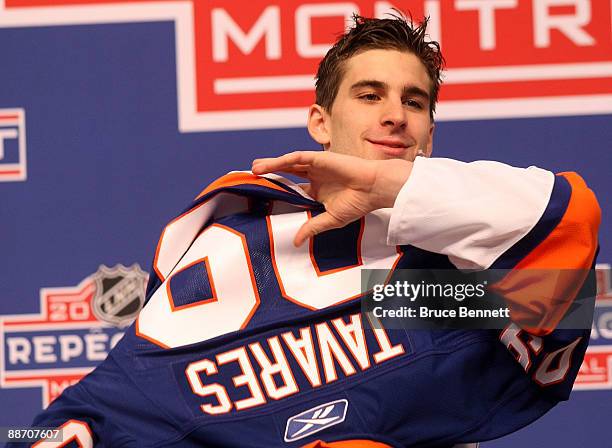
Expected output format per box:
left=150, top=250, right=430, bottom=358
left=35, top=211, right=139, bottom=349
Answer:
left=387, top=157, right=601, bottom=333
left=387, top=157, right=600, bottom=270
left=385, top=157, right=600, bottom=410
left=10, top=387, right=112, bottom=447
left=5, top=385, right=122, bottom=447
left=6, top=356, right=143, bottom=448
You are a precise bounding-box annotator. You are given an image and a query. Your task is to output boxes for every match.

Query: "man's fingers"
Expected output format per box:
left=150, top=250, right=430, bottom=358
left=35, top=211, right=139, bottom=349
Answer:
left=298, top=183, right=313, bottom=197
left=253, top=151, right=369, bottom=187
left=277, top=164, right=311, bottom=178
left=252, top=151, right=318, bottom=175
left=294, top=211, right=343, bottom=247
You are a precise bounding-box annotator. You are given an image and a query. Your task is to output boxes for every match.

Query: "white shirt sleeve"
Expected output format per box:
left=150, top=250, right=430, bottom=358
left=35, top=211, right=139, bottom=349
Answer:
left=387, top=157, right=555, bottom=270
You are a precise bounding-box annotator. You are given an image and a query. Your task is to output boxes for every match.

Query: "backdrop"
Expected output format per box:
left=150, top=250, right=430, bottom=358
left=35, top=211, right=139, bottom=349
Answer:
left=1, top=1, right=610, bottom=446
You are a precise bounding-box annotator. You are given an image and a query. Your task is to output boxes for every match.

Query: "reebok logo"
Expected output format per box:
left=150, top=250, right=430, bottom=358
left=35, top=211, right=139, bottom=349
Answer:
left=284, top=399, right=348, bottom=442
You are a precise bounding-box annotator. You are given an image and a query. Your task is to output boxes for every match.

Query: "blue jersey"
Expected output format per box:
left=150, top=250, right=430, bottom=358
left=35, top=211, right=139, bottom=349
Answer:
left=14, top=160, right=600, bottom=448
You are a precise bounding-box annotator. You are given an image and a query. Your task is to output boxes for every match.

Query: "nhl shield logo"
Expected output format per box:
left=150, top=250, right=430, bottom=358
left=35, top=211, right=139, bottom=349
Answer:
left=1, top=263, right=149, bottom=407
left=92, top=264, right=148, bottom=327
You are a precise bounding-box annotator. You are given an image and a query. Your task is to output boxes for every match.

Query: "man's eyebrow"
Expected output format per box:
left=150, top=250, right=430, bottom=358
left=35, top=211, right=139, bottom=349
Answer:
left=350, top=80, right=430, bottom=101
left=349, top=80, right=388, bottom=92
left=403, top=85, right=430, bottom=101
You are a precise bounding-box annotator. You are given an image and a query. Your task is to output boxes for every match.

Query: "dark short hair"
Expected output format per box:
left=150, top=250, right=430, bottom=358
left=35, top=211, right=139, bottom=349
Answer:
left=315, top=14, right=444, bottom=119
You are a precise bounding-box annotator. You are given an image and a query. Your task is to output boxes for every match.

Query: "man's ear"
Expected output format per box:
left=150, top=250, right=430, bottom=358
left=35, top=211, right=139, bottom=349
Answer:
left=424, top=122, right=435, bottom=157
left=307, top=104, right=331, bottom=147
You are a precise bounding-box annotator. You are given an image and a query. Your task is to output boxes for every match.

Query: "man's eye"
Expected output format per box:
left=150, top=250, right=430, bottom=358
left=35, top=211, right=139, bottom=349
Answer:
left=359, top=93, right=380, bottom=102
left=403, top=99, right=424, bottom=109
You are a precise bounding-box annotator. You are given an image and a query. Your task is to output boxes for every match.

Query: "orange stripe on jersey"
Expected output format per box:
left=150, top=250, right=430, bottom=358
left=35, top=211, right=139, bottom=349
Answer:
left=514, top=172, right=600, bottom=270
left=301, top=440, right=392, bottom=448
left=492, top=172, right=601, bottom=336
left=195, top=172, right=287, bottom=199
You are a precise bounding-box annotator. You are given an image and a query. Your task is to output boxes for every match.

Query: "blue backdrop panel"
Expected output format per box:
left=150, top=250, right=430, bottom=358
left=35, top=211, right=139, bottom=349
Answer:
left=0, top=14, right=610, bottom=448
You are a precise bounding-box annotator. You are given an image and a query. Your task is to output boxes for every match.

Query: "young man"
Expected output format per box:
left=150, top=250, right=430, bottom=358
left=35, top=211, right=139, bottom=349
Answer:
left=19, top=15, right=599, bottom=448
left=253, top=16, right=440, bottom=247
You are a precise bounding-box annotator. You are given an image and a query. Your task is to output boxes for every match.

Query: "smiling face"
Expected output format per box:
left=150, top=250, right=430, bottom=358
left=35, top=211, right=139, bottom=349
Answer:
left=308, top=49, right=435, bottom=161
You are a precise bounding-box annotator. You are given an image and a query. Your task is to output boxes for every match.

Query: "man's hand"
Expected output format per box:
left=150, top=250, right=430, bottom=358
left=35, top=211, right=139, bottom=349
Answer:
left=252, top=151, right=413, bottom=246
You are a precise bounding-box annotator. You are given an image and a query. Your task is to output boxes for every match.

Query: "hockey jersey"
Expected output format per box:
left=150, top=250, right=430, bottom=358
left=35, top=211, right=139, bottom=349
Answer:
left=16, top=157, right=600, bottom=448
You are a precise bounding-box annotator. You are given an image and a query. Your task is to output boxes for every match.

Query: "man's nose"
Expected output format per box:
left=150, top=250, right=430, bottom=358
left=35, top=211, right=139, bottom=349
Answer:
left=380, top=99, right=407, bottom=128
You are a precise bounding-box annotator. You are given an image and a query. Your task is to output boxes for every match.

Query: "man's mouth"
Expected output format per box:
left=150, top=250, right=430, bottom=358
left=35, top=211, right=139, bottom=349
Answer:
left=367, top=138, right=410, bottom=156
